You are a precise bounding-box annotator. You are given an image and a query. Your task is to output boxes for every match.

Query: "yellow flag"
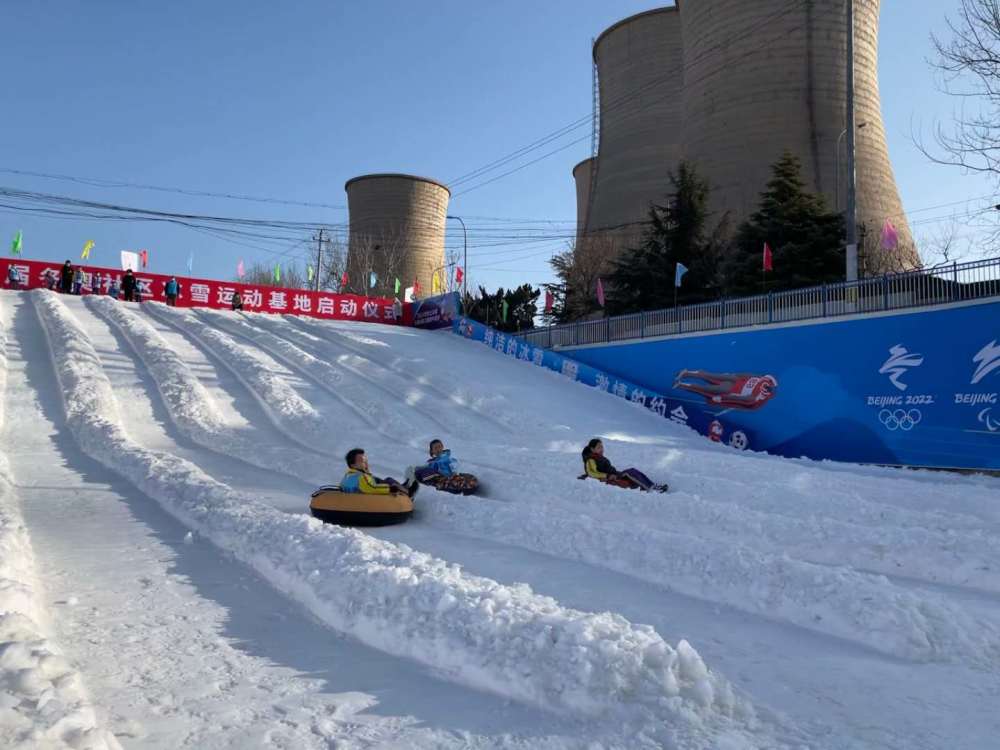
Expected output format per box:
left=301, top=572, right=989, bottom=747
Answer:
left=81, top=240, right=94, bottom=259
left=432, top=271, right=440, bottom=294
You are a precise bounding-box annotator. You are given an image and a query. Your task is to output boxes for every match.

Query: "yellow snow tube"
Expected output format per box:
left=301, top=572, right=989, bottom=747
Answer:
left=309, top=486, right=413, bottom=527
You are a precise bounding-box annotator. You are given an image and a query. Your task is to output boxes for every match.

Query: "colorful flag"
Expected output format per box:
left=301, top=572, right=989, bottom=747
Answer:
left=413, top=279, right=420, bottom=296
left=274, top=264, right=281, bottom=283
left=139, top=249, right=149, bottom=268
left=675, top=262, right=688, bottom=287
left=403, top=285, right=415, bottom=303
left=596, top=278, right=605, bottom=307
left=432, top=271, right=440, bottom=294
left=544, top=290, right=554, bottom=313
left=237, top=258, right=245, bottom=278
left=763, top=243, right=773, bottom=272
left=81, top=240, right=94, bottom=260
left=10, top=230, right=22, bottom=256
left=340, top=271, right=349, bottom=290
left=307, top=265, right=314, bottom=282
left=369, top=271, right=377, bottom=289
left=394, top=277, right=401, bottom=294
left=120, top=250, right=139, bottom=271
left=881, top=218, right=899, bottom=251
left=502, top=299, right=509, bottom=322
left=186, top=251, right=194, bottom=274
left=455, top=266, right=464, bottom=285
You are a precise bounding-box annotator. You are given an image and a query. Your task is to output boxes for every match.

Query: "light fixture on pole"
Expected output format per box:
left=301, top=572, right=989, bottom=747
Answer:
left=446, top=215, right=467, bottom=303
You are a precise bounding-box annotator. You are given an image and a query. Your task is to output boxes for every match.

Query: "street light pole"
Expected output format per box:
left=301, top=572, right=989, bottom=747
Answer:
left=836, top=121, right=867, bottom=212
left=845, top=0, right=859, bottom=282
left=446, top=215, right=467, bottom=304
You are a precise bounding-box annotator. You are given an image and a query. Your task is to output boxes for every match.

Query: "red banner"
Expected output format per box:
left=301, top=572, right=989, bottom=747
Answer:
left=1, top=258, right=411, bottom=325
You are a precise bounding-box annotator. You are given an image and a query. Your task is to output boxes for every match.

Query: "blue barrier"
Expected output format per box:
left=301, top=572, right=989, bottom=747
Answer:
left=561, top=299, right=1000, bottom=471
left=452, top=316, right=759, bottom=452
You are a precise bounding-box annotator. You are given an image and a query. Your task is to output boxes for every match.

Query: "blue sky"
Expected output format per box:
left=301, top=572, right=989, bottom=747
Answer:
left=1, top=0, right=995, bottom=292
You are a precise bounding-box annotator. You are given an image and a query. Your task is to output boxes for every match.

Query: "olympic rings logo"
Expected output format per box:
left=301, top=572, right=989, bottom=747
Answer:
left=878, top=408, right=922, bottom=431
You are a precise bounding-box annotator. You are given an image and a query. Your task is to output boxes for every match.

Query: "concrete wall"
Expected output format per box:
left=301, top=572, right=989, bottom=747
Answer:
left=587, top=8, right=684, bottom=252
left=345, top=174, right=450, bottom=298
left=678, top=0, right=918, bottom=272
left=572, top=157, right=595, bottom=243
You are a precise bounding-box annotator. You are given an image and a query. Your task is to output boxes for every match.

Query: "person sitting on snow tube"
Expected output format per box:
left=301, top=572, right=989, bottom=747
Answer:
left=412, top=440, right=479, bottom=495
left=341, top=448, right=419, bottom=498
left=581, top=438, right=668, bottom=493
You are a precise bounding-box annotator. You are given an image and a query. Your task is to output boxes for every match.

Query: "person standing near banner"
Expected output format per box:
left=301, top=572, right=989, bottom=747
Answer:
left=164, top=277, right=180, bottom=306
left=121, top=269, right=136, bottom=301
left=231, top=290, right=244, bottom=311
left=59, top=260, right=74, bottom=294
left=90, top=272, right=100, bottom=295
left=6, top=264, right=21, bottom=289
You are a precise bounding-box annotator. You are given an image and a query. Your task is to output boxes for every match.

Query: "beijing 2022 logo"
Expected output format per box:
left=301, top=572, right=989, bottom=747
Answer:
left=878, top=408, right=922, bottom=431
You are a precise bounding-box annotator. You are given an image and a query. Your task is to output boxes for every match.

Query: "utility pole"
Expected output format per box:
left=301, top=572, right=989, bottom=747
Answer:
left=447, top=215, right=467, bottom=304
left=845, top=0, right=859, bottom=282
left=313, top=228, right=325, bottom=292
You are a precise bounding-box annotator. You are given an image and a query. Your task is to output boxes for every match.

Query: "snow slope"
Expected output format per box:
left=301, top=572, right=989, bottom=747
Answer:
left=3, top=289, right=999, bottom=749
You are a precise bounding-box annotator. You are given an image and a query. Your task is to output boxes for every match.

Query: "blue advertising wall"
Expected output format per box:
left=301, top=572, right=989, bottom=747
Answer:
left=452, top=317, right=759, bottom=451
left=412, top=292, right=460, bottom=330
left=557, top=299, right=1000, bottom=471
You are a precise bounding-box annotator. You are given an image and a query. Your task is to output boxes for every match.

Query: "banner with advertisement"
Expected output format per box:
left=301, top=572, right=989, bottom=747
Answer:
left=413, top=291, right=460, bottom=330
left=556, top=299, right=1000, bottom=471
left=1, top=257, right=412, bottom=326
left=452, top=316, right=755, bottom=450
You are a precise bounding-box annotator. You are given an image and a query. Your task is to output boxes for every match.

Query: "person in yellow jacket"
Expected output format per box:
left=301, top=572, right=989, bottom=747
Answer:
left=341, top=448, right=419, bottom=497
left=581, top=438, right=668, bottom=493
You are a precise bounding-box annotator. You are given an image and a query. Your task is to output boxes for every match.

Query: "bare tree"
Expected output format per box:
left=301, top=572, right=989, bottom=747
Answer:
left=544, top=233, right=618, bottom=323
left=917, top=219, right=971, bottom=266
left=316, top=234, right=348, bottom=292
left=239, top=261, right=309, bottom=289
left=345, top=228, right=409, bottom=297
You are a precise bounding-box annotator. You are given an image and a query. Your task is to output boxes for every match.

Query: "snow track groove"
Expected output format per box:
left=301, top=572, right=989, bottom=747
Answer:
left=32, top=291, right=766, bottom=743
left=0, top=297, right=121, bottom=750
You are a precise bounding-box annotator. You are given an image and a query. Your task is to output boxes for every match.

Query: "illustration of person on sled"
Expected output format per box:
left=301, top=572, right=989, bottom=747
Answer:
left=672, top=369, right=778, bottom=410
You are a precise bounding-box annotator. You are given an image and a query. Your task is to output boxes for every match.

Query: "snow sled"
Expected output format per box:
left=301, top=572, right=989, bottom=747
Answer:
left=416, top=472, right=480, bottom=496
left=577, top=473, right=668, bottom=493
left=309, top=485, right=413, bottom=526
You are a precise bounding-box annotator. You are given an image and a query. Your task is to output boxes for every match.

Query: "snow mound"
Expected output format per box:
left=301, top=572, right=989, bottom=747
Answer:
left=0, top=298, right=121, bottom=750
left=32, top=291, right=758, bottom=732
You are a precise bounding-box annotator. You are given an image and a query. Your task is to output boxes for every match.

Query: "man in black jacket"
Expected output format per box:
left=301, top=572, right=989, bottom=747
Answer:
left=121, top=269, right=137, bottom=301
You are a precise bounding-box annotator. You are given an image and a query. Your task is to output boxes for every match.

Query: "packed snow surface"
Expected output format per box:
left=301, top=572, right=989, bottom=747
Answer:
left=1, top=288, right=998, bottom=749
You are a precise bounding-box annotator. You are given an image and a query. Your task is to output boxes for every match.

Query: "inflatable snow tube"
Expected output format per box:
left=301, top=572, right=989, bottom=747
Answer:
left=421, top=473, right=480, bottom=496
left=309, top=486, right=413, bottom=527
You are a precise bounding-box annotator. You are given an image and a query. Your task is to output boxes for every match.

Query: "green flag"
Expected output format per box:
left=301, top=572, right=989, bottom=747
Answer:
left=307, top=265, right=315, bottom=282
left=502, top=299, right=509, bottom=322
left=11, top=230, right=22, bottom=256
left=394, top=277, right=400, bottom=294
left=274, top=264, right=281, bottom=283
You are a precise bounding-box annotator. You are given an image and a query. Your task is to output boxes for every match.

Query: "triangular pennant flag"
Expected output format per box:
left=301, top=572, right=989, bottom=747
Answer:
left=307, top=265, right=315, bottom=282
left=11, top=230, right=22, bottom=256
left=237, top=258, right=245, bottom=278
left=186, top=251, right=194, bottom=274
left=394, top=277, right=400, bottom=294
left=432, top=271, right=441, bottom=294
left=81, top=240, right=94, bottom=260
left=139, top=249, right=149, bottom=268
left=455, top=266, right=464, bottom=284
left=369, top=271, right=377, bottom=289
left=596, top=278, right=605, bottom=307
left=544, top=290, right=554, bottom=313
left=763, top=242, right=774, bottom=272
left=675, top=262, right=688, bottom=287
left=340, top=271, right=349, bottom=290
left=274, top=264, right=281, bottom=283
left=881, top=218, right=899, bottom=251
left=413, top=278, right=420, bottom=296
left=502, top=299, right=509, bottom=322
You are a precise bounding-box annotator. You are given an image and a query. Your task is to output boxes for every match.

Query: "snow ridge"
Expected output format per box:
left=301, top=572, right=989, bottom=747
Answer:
left=32, top=291, right=760, bottom=736
left=86, top=296, right=328, bottom=486
left=0, top=297, right=122, bottom=750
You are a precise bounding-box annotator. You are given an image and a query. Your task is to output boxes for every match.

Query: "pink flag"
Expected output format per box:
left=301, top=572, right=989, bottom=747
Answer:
left=237, top=258, right=245, bottom=278
left=881, top=219, right=899, bottom=251
left=544, top=290, right=554, bottom=313
left=596, top=278, right=605, bottom=307
left=763, top=242, right=774, bottom=272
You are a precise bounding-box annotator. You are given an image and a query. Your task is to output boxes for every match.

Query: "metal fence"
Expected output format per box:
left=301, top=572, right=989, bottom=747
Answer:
left=522, top=257, right=1000, bottom=349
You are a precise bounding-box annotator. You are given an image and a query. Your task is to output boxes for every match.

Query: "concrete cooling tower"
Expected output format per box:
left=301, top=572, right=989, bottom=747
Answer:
left=344, top=174, right=450, bottom=298
left=584, top=7, right=684, bottom=251
left=572, top=157, right=595, bottom=242
left=677, top=0, right=917, bottom=272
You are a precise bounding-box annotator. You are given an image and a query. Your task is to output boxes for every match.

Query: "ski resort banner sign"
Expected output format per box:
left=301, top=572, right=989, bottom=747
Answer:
left=559, top=299, right=1000, bottom=472
left=453, top=317, right=756, bottom=450
left=412, top=291, right=460, bottom=330
left=2, top=257, right=411, bottom=325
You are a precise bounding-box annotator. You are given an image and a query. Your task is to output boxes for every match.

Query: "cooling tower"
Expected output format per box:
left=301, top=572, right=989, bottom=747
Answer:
left=678, top=0, right=917, bottom=272
left=345, top=174, right=450, bottom=298
left=586, top=7, right=684, bottom=252
left=572, top=157, right=595, bottom=242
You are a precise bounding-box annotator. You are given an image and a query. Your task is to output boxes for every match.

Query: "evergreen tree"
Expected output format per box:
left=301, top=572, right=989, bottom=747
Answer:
left=464, top=284, right=541, bottom=333
left=726, top=152, right=845, bottom=295
left=605, top=162, right=722, bottom=315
